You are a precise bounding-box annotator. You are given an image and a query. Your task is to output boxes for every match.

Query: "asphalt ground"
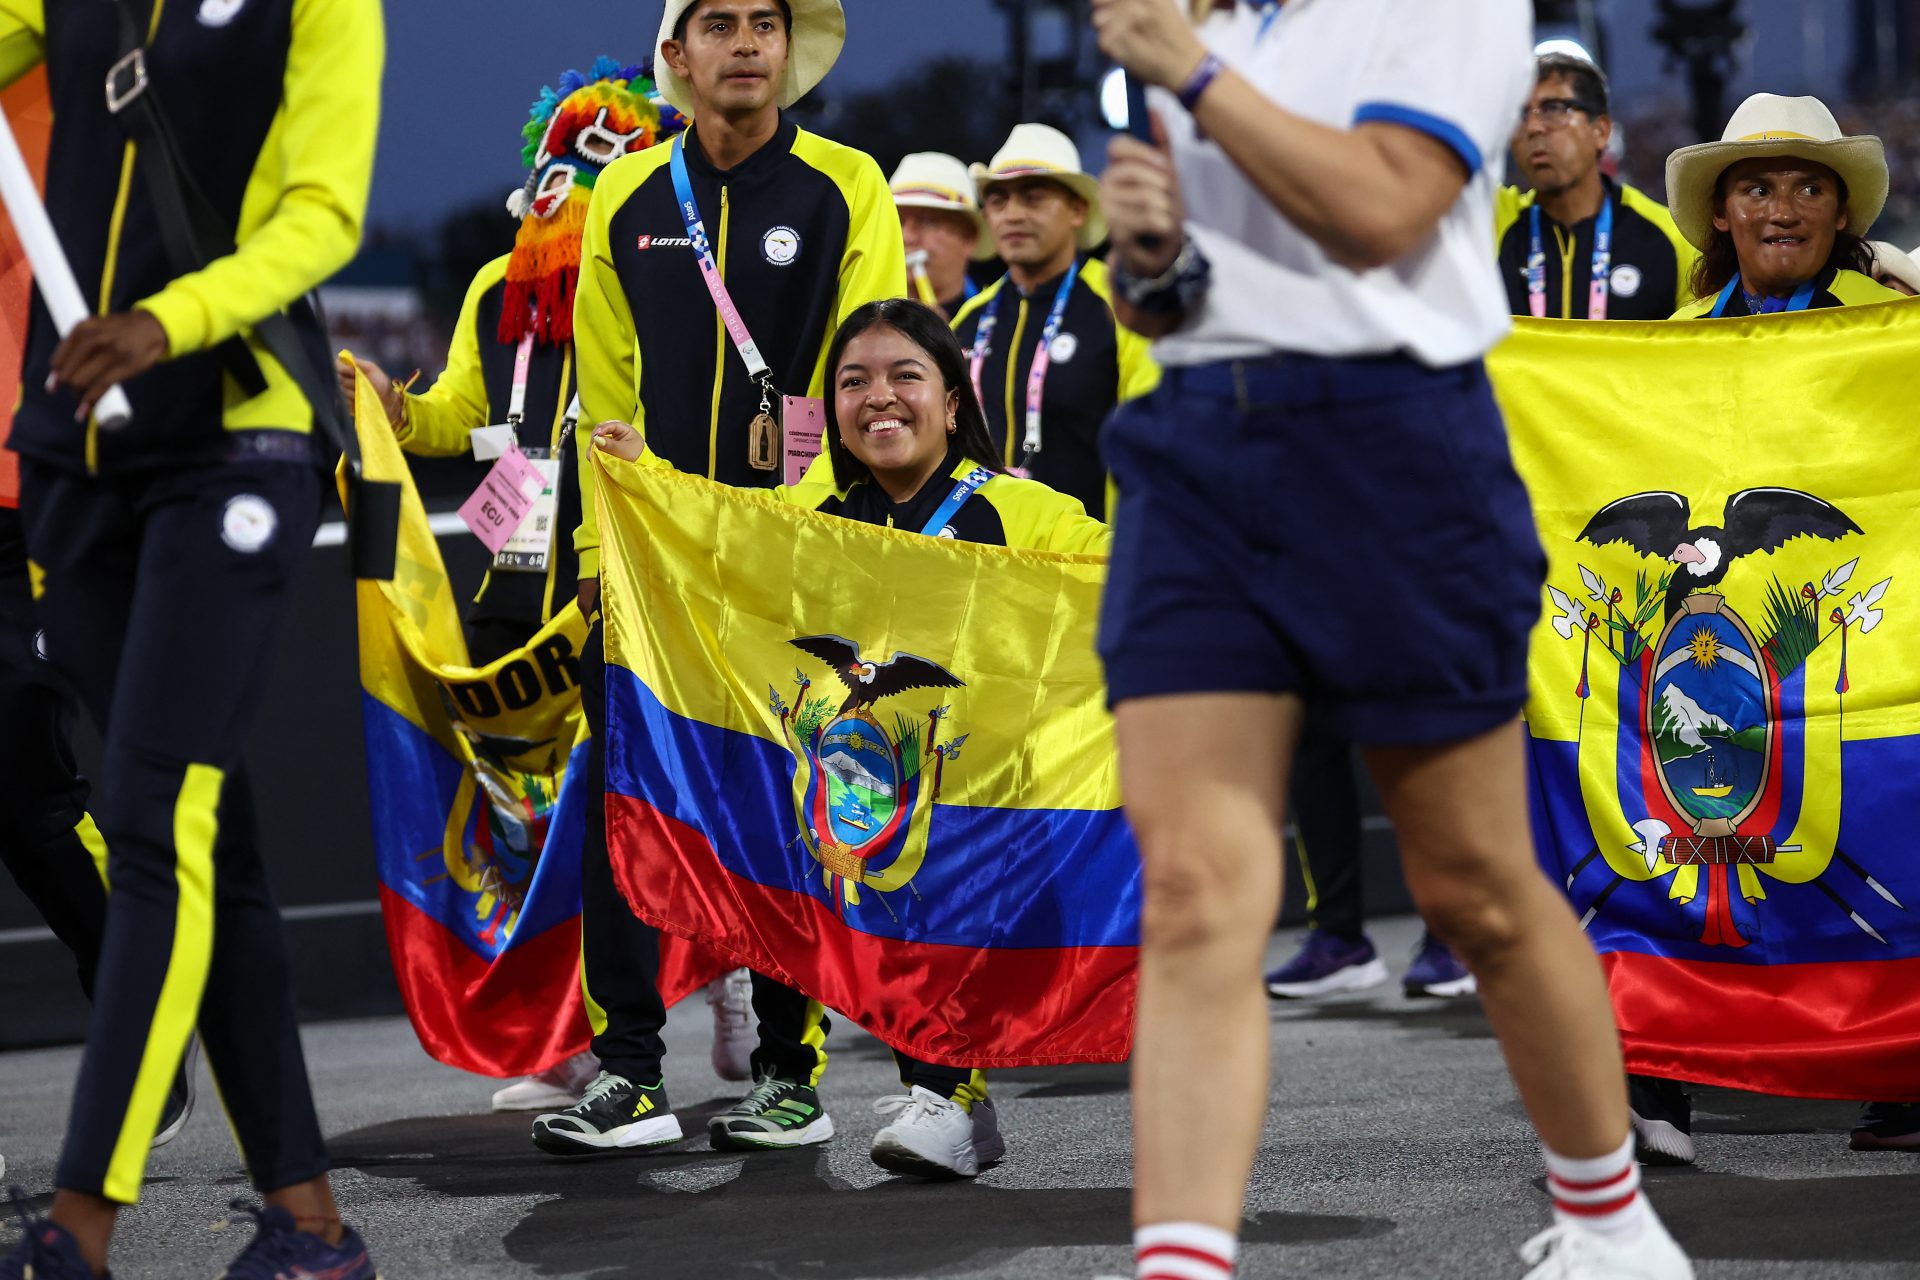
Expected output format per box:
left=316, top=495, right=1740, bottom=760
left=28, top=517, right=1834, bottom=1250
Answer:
left=2, top=915, right=1916, bottom=1280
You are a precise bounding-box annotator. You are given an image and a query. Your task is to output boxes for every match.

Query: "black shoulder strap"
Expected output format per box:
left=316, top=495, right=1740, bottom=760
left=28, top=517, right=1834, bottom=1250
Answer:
left=105, top=0, right=396, bottom=579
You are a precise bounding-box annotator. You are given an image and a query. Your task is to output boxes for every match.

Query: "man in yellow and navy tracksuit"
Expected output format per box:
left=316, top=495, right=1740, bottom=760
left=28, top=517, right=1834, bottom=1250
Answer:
left=954, top=124, right=1158, bottom=520
left=0, top=0, right=384, bottom=1275
left=530, top=0, right=904, bottom=1161
left=1496, top=53, right=1699, bottom=320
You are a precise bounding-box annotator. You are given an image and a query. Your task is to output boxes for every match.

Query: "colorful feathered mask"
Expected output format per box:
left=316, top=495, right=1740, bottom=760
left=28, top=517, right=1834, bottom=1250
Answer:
left=501, top=57, right=688, bottom=345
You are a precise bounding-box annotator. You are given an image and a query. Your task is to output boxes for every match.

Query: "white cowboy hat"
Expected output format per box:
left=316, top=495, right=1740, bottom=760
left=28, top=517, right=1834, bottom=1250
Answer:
left=654, top=0, right=845, bottom=117
left=1866, top=241, right=1920, bottom=295
left=890, top=152, right=994, bottom=261
left=1665, top=94, right=1888, bottom=251
left=970, top=123, right=1107, bottom=250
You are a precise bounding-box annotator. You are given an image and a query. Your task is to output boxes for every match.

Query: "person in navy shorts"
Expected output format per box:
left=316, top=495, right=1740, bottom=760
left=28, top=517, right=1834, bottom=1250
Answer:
left=1089, top=2, right=1695, bottom=1278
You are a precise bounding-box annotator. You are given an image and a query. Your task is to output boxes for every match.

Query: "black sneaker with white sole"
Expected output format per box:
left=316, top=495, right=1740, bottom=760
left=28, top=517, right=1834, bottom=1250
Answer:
left=1628, top=1073, right=1695, bottom=1166
left=708, top=1072, right=834, bottom=1150
left=531, top=1071, right=683, bottom=1154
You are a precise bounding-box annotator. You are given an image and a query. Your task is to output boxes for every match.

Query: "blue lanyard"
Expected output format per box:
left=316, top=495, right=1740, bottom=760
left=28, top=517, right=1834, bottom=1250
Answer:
left=1526, top=198, right=1614, bottom=319
left=918, top=466, right=994, bottom=537
left=967, top=263, right=1080, bottom=462
left=1708, top=274, right=1816, bottom=317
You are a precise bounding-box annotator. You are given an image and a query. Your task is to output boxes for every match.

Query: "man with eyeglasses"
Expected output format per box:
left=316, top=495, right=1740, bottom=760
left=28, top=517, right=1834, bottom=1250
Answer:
left=1496, top=53, right=1697, bottom=320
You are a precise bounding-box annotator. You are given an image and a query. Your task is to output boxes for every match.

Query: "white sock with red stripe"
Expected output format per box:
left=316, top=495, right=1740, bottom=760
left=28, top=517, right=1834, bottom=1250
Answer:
left=1544, top=1130, right=1652, bottom=1238
left=1134, top=1222, right=1237, bottom=1280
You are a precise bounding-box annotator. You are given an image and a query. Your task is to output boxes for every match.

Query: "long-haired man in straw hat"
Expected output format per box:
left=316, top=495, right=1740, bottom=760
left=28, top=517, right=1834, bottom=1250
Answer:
left=541, top=0, right=904, bottom=1160
left=892, top=151, right=991, bottom=320
left=1646, top=97, right=1914, bottom=1160
left=954, top=123, right=1158, bottom=520
left=1668, top=93, right=1901, bottom=318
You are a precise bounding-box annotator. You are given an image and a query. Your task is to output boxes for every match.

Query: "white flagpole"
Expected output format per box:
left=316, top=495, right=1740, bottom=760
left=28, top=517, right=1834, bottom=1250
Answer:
left=0, top=107, right=133, bottom=429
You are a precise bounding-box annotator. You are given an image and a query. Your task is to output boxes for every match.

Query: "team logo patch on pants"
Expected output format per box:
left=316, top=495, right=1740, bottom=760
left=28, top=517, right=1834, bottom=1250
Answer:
left=221, top=495, right=279, bottom=554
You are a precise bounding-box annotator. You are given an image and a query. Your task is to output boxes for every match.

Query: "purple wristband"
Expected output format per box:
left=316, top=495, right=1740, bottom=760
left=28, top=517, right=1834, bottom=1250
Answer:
left=1176, top=53, right=1224, bottom=112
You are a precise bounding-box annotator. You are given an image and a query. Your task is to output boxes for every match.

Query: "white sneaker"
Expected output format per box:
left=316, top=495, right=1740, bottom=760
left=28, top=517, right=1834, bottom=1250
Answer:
left=490, top=1049, right=601, bottom=1112
left=870, top=1086, right=1003, bottom=1179
left=707, top=968, right=755, bottom=1082
left=1520, top=1219, right=1695, bottom=1279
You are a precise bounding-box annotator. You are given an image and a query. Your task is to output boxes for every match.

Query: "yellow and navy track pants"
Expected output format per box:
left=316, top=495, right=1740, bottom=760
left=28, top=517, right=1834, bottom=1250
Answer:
left=0, top=506, right=108, bottom=998
left=577, top=618, right=673, bottom=1085
left=19, top=451, right=330, bottom=1205
left=752, top=971, right=987, bottom=1107
left=1291, top=726, right=1367, bottom=941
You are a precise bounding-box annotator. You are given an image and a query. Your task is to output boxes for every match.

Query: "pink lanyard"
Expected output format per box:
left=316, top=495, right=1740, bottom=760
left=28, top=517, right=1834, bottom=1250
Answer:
left=671, top=133, right=773, bottom=388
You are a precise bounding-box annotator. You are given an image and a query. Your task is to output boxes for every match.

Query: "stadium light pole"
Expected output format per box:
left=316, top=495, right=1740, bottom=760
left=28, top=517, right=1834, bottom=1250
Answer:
left=1651, top=0, right=1748, bottom=142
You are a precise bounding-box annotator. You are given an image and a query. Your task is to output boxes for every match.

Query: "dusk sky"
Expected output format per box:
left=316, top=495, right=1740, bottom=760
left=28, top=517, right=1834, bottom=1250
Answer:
left=374, top=0, right=1860, bottom=231
left=373, top=0, right=1006, bottom=228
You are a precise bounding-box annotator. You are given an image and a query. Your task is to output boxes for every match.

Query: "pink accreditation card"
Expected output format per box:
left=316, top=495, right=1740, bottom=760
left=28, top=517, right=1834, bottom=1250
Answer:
left=782, top=395, right=826, bottom=487
left=458, top=446, right=548, bottom=555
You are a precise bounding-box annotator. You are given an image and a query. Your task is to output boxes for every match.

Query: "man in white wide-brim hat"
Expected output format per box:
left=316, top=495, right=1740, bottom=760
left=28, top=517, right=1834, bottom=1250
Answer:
left=891, top=151, right=991, bottom=318
left=652, top=0, right=845, bottom=118
left=952, top=123, right=1155, bottom=520
left=546, top=0, right=904, bottom=1169
left=1668, top=93, right=1902, bottom=317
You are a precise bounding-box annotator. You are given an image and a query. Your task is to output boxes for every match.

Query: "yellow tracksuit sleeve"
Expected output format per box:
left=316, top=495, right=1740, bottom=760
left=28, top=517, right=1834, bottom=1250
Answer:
left=571, top=157, right=650, bottom=582
left=0, top=0, right=44, bottom=88
left=990, top=477, right=1113, bottom=556
left=394, top=255, right=503, bottom=457
left=132, top=0, right=383, bottom=357
left=802, top=144, right=905, bottom=396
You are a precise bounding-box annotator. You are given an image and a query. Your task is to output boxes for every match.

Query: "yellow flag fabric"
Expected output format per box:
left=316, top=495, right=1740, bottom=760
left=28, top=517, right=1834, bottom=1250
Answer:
left=1494, top=300, right=1920, bottom=1100
left=593, top=455, right=1139, bottom=1066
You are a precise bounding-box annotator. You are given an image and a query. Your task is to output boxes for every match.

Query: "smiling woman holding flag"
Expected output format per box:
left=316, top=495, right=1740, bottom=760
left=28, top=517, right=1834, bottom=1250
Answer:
left=594, top=296, right=1106, bottom=1178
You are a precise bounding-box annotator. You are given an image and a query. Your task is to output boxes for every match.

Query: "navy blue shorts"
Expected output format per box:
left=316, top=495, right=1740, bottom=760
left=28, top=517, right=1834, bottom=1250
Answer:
left=1097, top=354, right=1546, bottom=745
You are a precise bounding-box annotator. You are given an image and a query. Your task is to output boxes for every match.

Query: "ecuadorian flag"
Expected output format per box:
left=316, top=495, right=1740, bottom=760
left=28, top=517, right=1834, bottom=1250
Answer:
left=1495, top=301, right=1920, bottom=1102
left=346, top=367, right=718, bottom=1077
left=595, top=456, right=1139, bottom=1067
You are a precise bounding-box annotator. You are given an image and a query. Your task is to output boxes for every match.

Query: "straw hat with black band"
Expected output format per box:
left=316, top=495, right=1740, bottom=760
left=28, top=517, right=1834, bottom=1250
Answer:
left=1665, top=94, right=1888, bottom=252
left=654, top=0, right=845, bottom=117
left=971, top=124, right=1108, bottom=251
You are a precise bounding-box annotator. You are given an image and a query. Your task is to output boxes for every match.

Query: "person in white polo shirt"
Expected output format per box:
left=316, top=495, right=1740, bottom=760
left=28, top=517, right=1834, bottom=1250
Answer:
left=891, top=151, right=991, bottom=318
left=1090, top=2, right=1695, bottom=1278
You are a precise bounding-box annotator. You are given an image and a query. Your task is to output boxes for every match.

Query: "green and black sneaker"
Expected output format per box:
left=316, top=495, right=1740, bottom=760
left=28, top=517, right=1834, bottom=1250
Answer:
left=708, top=1071, right=835, bottom=1150
left=531, top=1071, right=683, bottom=1154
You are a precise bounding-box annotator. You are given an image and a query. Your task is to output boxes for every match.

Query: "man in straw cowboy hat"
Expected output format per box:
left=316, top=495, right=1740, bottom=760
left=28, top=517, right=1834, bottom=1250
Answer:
left=954, top=124, right=1158, bottom=520
left=891, top=151, right=991, bottom=319
left=539, top=0, right=903, bottom=1160
left=1667, top=93, right=1901, bottom=318
left=1636, top=91, right=1919, bottom=1168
